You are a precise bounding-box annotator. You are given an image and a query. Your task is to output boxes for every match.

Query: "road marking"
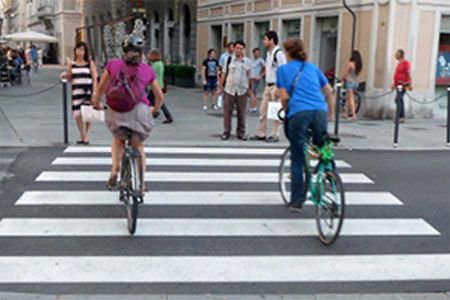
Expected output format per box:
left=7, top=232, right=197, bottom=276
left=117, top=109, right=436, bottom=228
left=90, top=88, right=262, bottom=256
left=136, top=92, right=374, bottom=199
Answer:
left=1, top=254, right=449, bottom=282
left=16, top=191, right=403, bottom=206
left=51, top=157, right=351, bottom=168
left=65, top=146, right=287, bottom=155
left=0, top=218, right=439, bottom=236
left=35, top=171, right=373, bottom=183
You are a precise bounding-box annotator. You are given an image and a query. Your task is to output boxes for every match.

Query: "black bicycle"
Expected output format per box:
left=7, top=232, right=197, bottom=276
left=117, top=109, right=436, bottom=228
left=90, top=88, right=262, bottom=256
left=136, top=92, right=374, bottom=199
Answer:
left=118, top=128, right=144, bottom=234
left=339, top=87, right=361, bottom=116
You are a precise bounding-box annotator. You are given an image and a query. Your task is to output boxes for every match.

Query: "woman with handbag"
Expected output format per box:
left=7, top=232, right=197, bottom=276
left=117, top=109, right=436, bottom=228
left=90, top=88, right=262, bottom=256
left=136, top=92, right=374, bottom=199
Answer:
left=147, top=49, right=173, bottom=124
left=60, top=42, right=98, bottom=145
left=277, top=38, right=335, bottom=211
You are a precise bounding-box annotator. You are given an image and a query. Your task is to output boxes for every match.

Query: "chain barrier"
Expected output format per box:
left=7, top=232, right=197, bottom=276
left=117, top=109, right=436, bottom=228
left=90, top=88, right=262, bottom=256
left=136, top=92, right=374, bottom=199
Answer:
left=0, top=81, right=61, bottom=98
left=405, top=91, right=447, bottom=105
left=360, top=91, right=393, bottom=99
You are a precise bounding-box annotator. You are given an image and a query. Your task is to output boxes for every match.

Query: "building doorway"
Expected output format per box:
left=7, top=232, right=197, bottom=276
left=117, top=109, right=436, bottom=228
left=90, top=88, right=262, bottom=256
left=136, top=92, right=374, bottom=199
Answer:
left=435, top=15, right=450, bottom=116
left=315, top=17, right=338, bottom=80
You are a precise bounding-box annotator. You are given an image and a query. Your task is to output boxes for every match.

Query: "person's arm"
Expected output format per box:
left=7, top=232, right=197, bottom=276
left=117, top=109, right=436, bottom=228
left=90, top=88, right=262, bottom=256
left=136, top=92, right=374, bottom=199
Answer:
left=216, top=59, right=228, bottom=95
left=91, top=70, right=110, bottom=109
left=276, top=67, right=289, bottom=110
left=150, top=79, right=164, bottom=114
left=323, top=83, right=335, bottom=121
left=201, top=65, right=207, bottom=85
left=90, top=60, right=98, bottom=92
left=259, top=60, right=265, bottom=80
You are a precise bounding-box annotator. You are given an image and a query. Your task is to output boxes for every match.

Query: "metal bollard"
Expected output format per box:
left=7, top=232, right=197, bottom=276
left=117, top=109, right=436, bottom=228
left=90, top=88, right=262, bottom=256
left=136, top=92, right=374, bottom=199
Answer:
left=334, top=81, right=342, bottom=135
left=447, top=86, right=450, bottom=147
left=62, top=79, right=69, bottom=144
left=393, top=85, right=403, bottom=148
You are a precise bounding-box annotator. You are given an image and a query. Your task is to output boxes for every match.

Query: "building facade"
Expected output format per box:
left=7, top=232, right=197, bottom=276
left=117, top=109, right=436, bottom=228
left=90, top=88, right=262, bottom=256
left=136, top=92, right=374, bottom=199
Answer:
left=197, top=0, right=450, bottom=119
left=80, top=0, right=197, bottom=67
left=1, top=0, right=82, bottom=64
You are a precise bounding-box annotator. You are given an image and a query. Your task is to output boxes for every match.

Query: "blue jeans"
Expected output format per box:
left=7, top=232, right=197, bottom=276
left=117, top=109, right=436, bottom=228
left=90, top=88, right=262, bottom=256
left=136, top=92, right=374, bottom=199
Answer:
left=287, top=110, right=328, bottom=204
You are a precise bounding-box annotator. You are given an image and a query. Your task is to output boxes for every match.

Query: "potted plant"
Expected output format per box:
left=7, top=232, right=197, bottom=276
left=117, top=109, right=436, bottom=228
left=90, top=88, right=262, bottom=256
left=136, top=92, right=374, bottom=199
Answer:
left=173, top=64, right=196, bottom=88
left=164, top=64, right=175, bottom=85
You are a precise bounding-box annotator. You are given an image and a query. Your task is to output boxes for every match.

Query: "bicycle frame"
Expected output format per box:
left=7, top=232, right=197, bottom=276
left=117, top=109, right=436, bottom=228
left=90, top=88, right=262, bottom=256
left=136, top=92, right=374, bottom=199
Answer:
left=304, top=141, right=336, bottom=209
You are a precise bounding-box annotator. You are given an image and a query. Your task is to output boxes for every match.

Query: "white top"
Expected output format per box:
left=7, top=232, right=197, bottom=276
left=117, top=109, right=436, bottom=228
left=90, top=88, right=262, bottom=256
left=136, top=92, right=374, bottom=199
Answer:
left=265, top=45, right=287, bottom=84
left=223, top=55, right=252, bottom=97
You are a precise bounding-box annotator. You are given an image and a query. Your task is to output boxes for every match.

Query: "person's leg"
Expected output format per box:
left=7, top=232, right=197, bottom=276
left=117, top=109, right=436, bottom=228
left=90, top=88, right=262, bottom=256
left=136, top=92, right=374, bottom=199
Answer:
left=250, top=80, right=257, bottom=110
left=74, top=115, right=85, bottom=142
left=270, top=85, right=281, bottom=138
left=130, top=136, right=146, bottom=194
left=109, top=137, right=125, bottom=186
left=288, top=112, right=309, bottom=205
left=255, top=86, right=270, bottom=138
left=211, top=79, right=217, bottom=107
left=348, top=90, right=356, bottom=119
left=203, top=83, right=209, bottom=108
left=399, top=91, right=405, bottom=120
left=83, top=122, right=93, bottom=143
left=236, top=94, right=247, bottom=137
left=222, top=92, right=233, bottom=136
left=311, top=111, right=328, bottom=148
left=161, top=103, right=173, bottom=121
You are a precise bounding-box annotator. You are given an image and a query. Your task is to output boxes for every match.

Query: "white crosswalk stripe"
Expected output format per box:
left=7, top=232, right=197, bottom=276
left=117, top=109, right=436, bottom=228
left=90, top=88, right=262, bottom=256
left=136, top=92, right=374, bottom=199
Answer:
left=1, top=254, right=449, bottom=283
left=35, top=171, right=373, bottom=183
left=3, top=145, right=447, bottom=286
left=15, top=191, right=404, bottom=206
left=0, top=218, right=439, bottom=237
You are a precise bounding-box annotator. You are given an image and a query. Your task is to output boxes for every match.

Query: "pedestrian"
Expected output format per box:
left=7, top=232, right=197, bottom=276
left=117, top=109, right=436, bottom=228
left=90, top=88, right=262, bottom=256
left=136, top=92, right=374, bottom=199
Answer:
left=37, top=47, right=44, bottom=66
left=341, top=50, right=363, bottom=120
left=391, top=49, right=412, bottom=123
left=219, top=42, right=234, bottom=72
left=277, top=37, right=335, bottom=211
left=250, top=31, right=287, bottom=143
left=249, top=47, right=265, bottom=113
left=92, top=35, right=163, bottom=194
left=217, top=40, right=252, bottom=141
left=60, top=42, right=98, bottom=145
left=201, top=48, right=220, bottom=110
left=29, top=45, right=39, bottom=73
left=148, top=48, right=173, bottom=124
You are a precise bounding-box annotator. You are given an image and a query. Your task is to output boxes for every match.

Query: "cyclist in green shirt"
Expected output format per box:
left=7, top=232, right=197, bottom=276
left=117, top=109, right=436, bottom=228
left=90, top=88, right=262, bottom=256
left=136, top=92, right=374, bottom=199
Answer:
left=147, top=49, right=173, bottom=124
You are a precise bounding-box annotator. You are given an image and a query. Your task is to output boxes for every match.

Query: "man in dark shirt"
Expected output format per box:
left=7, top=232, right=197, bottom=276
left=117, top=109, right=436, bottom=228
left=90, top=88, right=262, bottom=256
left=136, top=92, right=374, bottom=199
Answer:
left=202, top=48, right=220, bottom=110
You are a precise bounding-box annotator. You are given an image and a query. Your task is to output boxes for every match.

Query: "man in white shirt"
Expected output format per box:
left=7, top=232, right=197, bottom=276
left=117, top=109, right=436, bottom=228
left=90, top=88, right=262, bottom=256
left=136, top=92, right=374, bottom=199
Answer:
left=219, top=42, right=234, bottom=72
left=217, top=41, right=252, bottom=141
left=250, top=31, right=287, bottom=143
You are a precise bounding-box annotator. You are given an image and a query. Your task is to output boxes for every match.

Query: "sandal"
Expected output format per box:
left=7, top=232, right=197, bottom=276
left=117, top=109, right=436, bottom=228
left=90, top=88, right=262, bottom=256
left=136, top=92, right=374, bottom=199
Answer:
left=76, top=140, right=84, bottom=145
left=106, top=175, right=118, bottom=190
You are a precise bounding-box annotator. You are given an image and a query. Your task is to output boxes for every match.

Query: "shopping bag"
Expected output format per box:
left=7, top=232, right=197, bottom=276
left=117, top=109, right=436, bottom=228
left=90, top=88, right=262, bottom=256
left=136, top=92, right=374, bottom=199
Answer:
left=81, top=105, right=105, bottom=123
left=217, top=94, right=223, bottom=109
left=267, top=101, right=282, bottom=120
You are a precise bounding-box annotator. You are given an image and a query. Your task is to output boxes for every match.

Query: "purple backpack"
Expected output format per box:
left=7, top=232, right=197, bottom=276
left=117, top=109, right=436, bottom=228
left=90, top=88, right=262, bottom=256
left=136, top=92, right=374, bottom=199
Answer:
left=106, top=64, right=143, bottom=112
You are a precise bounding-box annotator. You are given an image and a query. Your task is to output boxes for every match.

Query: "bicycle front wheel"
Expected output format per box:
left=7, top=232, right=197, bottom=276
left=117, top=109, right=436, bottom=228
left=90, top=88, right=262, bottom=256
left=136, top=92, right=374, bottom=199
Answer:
left=315, top=170, right=345, bottom=245
left=126, top=154, right=141, bottom=235
left=278, top=147, right=310, bottom=205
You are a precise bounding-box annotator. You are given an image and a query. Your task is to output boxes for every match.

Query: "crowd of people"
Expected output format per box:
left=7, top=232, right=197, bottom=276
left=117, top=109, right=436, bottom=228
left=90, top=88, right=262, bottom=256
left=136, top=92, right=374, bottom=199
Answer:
left=0, top=45, right=43, bottom=85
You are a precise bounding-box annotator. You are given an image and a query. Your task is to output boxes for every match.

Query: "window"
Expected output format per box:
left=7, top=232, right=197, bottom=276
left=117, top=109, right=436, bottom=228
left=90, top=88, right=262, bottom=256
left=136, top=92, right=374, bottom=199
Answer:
left=283, top=19, right=301, bottom=40
left=254, top=21, right=269, bottom=57
left=231, top=23, right=244, bottom=42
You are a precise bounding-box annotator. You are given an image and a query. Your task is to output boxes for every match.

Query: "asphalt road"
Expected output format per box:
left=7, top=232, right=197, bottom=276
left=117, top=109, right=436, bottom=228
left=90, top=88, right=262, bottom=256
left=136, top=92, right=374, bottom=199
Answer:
left=0, top=146, right=449, bottom=295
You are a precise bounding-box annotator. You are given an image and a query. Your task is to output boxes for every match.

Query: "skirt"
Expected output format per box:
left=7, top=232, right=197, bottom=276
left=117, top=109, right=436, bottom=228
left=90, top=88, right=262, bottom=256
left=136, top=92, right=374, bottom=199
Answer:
left=105, top=102, right=154, bottom=142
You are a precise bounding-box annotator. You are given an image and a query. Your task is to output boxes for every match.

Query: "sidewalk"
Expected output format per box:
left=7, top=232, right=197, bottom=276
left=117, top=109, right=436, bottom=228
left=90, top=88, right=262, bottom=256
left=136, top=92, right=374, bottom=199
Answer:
left=0, top=292, right=449, bottom=299
left=0, top=67, right=449, bottom=150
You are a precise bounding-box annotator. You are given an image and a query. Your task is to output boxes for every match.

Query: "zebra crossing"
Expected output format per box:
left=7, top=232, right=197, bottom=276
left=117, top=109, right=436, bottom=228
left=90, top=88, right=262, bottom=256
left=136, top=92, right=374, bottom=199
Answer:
left=0, top=145, right=448, bottom=288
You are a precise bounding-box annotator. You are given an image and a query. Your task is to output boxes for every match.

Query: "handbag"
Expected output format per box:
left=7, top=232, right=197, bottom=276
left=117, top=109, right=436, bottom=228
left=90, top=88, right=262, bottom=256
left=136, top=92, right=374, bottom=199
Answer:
left=267, top=101, right=283, bottom=120
left=81, top=105, right=105, bottom=123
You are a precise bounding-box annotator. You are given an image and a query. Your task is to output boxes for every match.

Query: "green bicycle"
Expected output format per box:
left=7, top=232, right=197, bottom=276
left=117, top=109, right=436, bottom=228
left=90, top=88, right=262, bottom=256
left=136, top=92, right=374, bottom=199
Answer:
left=278, top=110, right=345, bottom=245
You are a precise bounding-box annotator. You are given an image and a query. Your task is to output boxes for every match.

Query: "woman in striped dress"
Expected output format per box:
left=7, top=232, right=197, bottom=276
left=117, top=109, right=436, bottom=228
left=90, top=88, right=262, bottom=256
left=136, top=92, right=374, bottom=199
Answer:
left=61, top=42, right=98, bottom=144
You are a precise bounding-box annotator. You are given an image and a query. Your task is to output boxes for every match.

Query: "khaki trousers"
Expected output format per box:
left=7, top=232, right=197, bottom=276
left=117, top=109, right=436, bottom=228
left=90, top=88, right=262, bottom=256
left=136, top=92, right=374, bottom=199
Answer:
left=223, top=92, right=247, bottom=136
left=256, top=85, right=281, bottom=138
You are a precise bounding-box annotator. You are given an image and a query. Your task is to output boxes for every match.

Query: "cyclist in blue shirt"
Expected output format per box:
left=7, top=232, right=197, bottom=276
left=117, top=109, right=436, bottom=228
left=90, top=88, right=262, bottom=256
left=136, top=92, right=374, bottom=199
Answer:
left=277, top=37, right=335, bottom=211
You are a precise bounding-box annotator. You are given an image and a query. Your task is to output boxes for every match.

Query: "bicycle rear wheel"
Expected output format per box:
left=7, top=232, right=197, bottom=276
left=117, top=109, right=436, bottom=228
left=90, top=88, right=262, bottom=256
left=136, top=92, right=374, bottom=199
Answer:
left=278, top=147, right=310, bottom=205
left=315, top=170, right=345, bottom=245
left=355, top=92, right=362, bottom=114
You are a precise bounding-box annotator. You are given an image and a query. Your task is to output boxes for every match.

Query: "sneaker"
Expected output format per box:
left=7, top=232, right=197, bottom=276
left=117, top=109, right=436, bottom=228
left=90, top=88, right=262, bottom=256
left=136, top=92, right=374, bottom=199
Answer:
left=212, top=104, right=219, bottom=110
left=162, top=118, right=173, bottom=124
left=266, top=136, right=280, bottom=143
left=288, top=202, right=303, bottom=212
left=203, top=105, right=208, bottom=110
left=237, top=134, right=248, bottom=141
left=220, top=133, right=230, bottom=140
left=249, top=135, right=266, bottom=141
